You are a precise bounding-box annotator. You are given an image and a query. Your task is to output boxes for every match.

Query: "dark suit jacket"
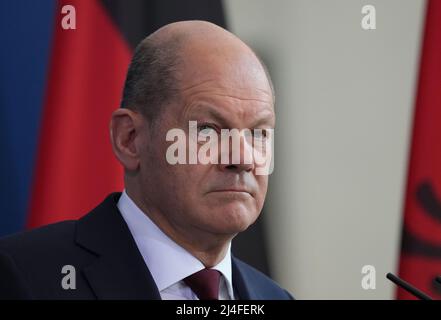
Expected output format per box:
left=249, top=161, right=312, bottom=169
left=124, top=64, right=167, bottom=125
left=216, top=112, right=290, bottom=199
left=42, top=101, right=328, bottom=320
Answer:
left=0, top=193, right=293, bottom=300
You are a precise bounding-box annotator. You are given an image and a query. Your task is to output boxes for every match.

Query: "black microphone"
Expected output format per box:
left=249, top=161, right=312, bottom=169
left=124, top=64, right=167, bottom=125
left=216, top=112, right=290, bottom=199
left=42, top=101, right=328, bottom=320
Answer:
left=386, top=273, right=433, bottom=300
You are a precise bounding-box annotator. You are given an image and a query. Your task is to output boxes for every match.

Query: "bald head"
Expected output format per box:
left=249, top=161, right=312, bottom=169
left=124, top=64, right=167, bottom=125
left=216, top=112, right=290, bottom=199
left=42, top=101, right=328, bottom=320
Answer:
left=120, top=20, right=274, bottom=121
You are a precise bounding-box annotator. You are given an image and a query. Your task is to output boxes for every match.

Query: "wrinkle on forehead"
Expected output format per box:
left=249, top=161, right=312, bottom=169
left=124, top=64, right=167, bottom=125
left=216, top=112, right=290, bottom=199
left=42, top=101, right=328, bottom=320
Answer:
left=181, top=93, right=276, bottom=130
left=181, top=79, right=273, bottom=105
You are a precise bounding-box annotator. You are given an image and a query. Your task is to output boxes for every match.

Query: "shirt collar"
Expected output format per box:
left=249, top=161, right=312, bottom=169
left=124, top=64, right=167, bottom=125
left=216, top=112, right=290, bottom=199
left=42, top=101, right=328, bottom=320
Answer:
left=117, top=190, right=234, bottom=298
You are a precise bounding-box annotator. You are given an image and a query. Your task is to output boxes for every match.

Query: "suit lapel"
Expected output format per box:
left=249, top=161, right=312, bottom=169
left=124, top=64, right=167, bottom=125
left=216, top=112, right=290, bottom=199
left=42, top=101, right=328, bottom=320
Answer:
left=75, top=193, right=161, bottom=300
left=232, top=256, right=260, bottom=300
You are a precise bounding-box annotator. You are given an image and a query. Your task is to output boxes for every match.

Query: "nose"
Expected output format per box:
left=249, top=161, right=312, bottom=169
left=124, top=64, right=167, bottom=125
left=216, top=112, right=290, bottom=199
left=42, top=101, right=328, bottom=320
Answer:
left=218, top=129, right=255, bottom=173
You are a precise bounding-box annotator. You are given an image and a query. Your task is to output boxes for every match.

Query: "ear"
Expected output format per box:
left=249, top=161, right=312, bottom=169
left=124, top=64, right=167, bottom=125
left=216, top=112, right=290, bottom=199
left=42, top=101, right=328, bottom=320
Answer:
left=110, top=108, right=145, bottom=171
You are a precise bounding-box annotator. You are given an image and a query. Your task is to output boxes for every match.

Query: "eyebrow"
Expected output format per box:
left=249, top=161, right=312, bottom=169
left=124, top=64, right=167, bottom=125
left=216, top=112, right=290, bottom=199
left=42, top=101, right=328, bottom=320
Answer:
left=188, top=104, right=275, bottom=128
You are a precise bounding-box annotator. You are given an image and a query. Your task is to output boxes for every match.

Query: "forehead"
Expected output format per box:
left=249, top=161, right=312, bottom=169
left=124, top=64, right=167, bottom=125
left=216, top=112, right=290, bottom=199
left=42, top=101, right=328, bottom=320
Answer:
left=172, top=38, right=275, bottom=126
left=179, top=36, right=273, bottom=95
left=179, top=80, right=275, bottom=128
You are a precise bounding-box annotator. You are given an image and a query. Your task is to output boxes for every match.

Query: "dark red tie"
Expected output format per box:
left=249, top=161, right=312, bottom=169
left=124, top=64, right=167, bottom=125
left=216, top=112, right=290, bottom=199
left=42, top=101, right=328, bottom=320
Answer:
left=183, top=268, right=221, bottom=300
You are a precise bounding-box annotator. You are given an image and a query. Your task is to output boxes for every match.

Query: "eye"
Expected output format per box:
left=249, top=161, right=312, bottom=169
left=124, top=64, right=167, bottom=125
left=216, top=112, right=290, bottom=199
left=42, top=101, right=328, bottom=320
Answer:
left=198, top=124, right=218, bottom=137
left=253, top=129, right=268, bottom=140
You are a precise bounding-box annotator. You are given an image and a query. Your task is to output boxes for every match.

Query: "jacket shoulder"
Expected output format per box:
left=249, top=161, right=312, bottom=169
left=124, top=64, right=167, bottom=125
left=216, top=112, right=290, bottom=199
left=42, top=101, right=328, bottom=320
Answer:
left=0, top=220, right=77, bottom=255
left=0, top=220, right=96, bottom=299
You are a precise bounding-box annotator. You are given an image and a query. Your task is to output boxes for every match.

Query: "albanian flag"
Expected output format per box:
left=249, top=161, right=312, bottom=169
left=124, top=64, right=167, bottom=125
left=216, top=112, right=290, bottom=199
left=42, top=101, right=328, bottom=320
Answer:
left=397, top=0, right=441, bottom=299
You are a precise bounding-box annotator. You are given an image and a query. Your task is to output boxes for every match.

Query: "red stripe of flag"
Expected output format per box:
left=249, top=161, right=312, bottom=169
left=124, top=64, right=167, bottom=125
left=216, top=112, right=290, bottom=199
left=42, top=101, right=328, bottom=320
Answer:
left=27, top=0, right=129, bottom=228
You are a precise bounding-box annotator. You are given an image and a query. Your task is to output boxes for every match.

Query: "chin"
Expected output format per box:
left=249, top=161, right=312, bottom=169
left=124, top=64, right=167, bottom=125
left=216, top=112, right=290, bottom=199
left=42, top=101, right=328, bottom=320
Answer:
left=208, top=204, right=259, bottom=234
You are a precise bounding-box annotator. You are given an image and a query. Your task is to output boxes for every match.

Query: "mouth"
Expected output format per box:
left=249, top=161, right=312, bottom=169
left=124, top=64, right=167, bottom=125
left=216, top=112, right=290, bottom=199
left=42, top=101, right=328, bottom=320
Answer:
left=209, top=189, right=253, bottom=197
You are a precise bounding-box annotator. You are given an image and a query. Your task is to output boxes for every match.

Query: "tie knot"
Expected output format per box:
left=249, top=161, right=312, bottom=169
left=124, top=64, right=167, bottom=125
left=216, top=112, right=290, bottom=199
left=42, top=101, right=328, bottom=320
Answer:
left=183, top=268, right=221, bottom=300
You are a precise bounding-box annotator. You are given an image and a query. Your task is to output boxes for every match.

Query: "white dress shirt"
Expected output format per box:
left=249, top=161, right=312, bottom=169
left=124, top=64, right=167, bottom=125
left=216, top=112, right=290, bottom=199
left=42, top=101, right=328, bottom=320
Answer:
left=117, top=190, right=235, bottom=300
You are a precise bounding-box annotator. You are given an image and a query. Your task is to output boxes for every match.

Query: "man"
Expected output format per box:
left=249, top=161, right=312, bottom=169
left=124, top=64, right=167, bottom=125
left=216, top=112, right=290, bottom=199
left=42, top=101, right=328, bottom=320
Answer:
left=0, top=21, right=293, bottom=300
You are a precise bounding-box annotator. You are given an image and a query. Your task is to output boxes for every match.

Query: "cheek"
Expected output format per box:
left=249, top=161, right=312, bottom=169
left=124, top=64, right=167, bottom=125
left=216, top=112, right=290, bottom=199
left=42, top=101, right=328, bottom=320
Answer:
left=254, top=179, right=268, bottom=207
left=166, top=164, right=207, bottom=198
left=257, top=175, right=269, bottom=194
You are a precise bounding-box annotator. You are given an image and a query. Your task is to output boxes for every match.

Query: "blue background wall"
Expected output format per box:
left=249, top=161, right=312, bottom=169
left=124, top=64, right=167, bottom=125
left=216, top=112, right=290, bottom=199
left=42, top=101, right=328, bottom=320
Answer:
left=0, top=0, right=56, bottom=236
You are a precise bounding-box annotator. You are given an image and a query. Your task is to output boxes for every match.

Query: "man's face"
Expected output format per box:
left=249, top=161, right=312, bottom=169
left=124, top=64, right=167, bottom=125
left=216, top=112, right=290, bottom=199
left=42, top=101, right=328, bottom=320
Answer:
left=139, top=45, right=274, bottom=239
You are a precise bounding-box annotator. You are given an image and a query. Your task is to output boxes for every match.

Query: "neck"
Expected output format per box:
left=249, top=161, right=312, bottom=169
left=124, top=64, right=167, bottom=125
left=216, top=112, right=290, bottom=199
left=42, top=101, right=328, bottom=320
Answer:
left=125, top=188, right=233, bottom=267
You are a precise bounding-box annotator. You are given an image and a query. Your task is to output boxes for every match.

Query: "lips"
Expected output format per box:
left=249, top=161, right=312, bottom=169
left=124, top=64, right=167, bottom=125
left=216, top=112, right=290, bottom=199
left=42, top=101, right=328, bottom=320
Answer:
left=213, top=189, right=249, bottom=193
left=209, top=188, right=253, bottom=197
left=207, top=177, right=257, bottom=197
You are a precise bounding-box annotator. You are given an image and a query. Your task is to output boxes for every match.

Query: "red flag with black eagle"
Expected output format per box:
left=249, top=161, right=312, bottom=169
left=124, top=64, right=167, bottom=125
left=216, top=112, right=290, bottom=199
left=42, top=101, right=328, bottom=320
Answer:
left=397, top=0, right=441, bottom=299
